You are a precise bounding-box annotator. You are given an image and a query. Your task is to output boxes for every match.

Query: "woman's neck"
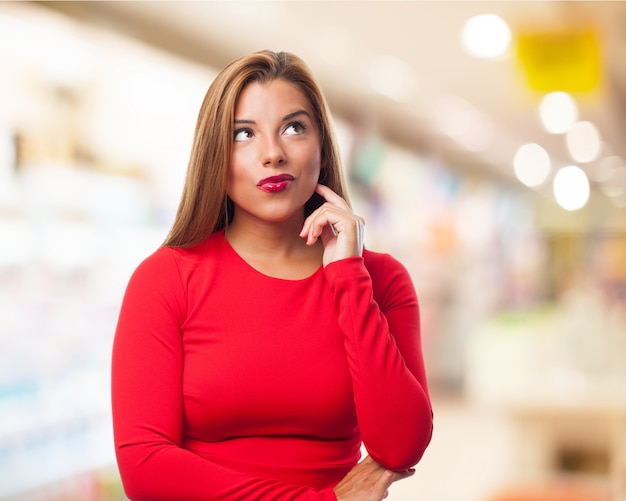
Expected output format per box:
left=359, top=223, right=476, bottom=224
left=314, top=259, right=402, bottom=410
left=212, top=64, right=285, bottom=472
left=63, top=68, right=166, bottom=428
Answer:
left=224, top=215, right=323, bottom=279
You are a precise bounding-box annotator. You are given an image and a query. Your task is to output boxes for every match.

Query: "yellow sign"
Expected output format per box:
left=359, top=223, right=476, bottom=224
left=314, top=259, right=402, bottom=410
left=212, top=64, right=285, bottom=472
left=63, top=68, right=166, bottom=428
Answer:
left=516, top=27, right=601, bottom=93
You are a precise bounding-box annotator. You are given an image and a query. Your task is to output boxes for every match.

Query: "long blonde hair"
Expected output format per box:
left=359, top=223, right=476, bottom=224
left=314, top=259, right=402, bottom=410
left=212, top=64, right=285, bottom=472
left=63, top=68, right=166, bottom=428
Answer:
left=163, top=50, right=349, bottom=248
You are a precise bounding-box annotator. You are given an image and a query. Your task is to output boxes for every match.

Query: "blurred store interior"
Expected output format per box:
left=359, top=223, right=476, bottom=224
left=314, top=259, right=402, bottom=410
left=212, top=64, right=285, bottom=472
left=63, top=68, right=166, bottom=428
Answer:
left=0, top=1, right=625, bottom=500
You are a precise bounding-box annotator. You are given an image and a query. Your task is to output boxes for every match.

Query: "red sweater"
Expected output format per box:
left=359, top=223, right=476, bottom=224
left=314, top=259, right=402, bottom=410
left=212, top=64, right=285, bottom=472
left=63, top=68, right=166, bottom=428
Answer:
left=111, top=230, right=432, bottom=500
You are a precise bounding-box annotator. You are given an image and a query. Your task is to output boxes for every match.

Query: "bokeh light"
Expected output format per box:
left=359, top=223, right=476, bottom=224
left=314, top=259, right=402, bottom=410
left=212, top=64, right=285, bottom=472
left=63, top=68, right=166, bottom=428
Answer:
left=461, top=14, right=511, bottom=58
left=566, top=121, right=601, bottom=163
left=539, top=92, right=578, bottom=134
left=553, top=165, right=590, bottom=211
left=513, top=143, right=551, bottom=187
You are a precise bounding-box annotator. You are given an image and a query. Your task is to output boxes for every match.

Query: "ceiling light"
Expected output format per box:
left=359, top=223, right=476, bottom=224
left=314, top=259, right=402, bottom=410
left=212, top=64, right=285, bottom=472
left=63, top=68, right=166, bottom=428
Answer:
left=461, top=14, right=511, bottom=58
left=513, top=143, right=551, bottom=187
left=566, top=121, right=601, bottom=163
left=553, top=165, right=590, bottom=211
left=368, top=55, right=417, bottom=102
left=539, top=92, right=578, bottom=134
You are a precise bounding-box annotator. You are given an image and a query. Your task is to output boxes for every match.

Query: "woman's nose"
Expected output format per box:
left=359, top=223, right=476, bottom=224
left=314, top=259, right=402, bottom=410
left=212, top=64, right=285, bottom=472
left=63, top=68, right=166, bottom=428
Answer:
left=261, top=136, right=286, bottom=166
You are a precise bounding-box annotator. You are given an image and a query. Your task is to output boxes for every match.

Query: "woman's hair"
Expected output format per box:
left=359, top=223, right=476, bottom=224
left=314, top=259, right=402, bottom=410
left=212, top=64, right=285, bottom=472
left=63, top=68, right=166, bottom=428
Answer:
left=163, top=50, right=349, bottom=248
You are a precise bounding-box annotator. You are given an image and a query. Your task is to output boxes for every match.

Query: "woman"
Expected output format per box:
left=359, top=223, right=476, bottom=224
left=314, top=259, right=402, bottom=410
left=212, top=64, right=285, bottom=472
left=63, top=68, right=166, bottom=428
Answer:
left=111, top=50, right=433, bottom=501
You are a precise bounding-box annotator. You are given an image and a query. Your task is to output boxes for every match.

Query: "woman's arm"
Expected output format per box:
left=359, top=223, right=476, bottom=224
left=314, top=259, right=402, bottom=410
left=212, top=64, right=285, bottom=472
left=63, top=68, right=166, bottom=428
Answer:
left=111, top=249, right=337, bottom=501
left=324, top=253, right=433, bottom=472
left=302, top=184, right=433, bottom=472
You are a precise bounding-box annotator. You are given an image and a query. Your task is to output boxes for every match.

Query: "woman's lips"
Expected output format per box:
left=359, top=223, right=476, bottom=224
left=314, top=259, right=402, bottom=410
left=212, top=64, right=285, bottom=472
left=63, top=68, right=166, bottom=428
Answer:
left=257, top=174, right=294, bottom=193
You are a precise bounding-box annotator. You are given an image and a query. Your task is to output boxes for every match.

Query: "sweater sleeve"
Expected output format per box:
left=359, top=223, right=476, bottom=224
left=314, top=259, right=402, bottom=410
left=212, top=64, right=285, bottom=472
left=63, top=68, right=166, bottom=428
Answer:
left=323, top=254, right=433, bottom=471
left=111, top=249, right=337, bottom=501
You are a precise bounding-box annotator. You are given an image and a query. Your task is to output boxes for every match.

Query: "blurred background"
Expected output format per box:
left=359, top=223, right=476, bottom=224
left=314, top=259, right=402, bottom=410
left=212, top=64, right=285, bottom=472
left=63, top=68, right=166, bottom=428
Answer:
left=0, top=1, right=625, bottom=500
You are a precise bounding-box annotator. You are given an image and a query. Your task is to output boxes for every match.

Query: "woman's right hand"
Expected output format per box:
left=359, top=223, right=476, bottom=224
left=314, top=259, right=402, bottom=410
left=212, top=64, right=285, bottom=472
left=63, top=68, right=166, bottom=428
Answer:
left=333, top=456, right=415, bottom=501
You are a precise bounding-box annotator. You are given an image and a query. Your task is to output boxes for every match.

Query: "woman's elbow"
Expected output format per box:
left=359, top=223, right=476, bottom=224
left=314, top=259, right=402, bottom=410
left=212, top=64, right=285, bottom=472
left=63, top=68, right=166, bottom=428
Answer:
left=115, top=452, right=160, bottom=501
left=382, top=412, right=434, bottom=471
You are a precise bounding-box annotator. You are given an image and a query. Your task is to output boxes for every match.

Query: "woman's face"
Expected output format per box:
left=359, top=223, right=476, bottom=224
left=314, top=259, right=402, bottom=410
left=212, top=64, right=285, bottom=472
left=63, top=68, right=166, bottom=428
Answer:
left=227, top=79, right=322, bottom=227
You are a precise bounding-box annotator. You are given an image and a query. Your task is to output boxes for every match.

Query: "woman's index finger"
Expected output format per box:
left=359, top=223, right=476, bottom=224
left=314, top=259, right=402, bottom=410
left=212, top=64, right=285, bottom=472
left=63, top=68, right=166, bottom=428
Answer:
left=315, top=184, right=348, bottom=206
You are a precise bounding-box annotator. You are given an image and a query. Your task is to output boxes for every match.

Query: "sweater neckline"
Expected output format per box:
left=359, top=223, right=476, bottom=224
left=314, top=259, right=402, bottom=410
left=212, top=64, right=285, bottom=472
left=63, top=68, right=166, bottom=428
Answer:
left=217, top=230, right=324, bottom=283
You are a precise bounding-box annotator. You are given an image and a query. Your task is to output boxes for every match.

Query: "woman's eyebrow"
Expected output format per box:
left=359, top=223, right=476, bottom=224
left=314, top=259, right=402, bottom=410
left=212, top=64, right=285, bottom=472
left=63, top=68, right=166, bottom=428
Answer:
left=283, top=110, right=311, bottom=121
left=233, top=110, right=311, bottom=124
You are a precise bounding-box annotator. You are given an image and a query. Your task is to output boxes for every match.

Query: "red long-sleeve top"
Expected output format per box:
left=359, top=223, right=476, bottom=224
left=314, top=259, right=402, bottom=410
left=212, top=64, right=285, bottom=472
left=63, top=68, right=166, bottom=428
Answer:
left=111, top=230, right=432, bottom=500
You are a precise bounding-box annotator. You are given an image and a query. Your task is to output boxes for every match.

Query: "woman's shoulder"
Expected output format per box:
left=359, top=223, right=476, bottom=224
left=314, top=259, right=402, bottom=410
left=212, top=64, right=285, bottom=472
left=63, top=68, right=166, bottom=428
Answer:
left=362, top=248, right=416, bottom=301
left=133, top=231, right=226, bottom=278
left=362, top=247, right=406, bottom=274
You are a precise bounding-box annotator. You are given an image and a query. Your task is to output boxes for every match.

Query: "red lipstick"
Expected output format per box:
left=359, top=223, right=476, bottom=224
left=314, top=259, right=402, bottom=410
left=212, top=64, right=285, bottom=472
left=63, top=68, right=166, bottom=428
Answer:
left=257, top=174, right=294, bottom=193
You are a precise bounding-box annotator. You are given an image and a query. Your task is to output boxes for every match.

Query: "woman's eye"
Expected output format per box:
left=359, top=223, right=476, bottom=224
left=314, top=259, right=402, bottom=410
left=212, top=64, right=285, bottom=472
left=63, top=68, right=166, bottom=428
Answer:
left=234, top=128, right=253, bottom=142
left=284, top=121, right=307, bottom=135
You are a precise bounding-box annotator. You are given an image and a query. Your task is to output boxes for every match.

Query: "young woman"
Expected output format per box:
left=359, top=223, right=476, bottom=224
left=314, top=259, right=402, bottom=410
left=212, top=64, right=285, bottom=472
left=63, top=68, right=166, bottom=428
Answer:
left=111, top=50, right=433, bottom=501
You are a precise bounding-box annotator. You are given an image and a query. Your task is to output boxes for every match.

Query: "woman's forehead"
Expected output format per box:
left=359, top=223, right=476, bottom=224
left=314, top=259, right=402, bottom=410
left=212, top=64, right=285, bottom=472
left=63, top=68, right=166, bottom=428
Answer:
left=235, top=79, right=314, bottom=117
